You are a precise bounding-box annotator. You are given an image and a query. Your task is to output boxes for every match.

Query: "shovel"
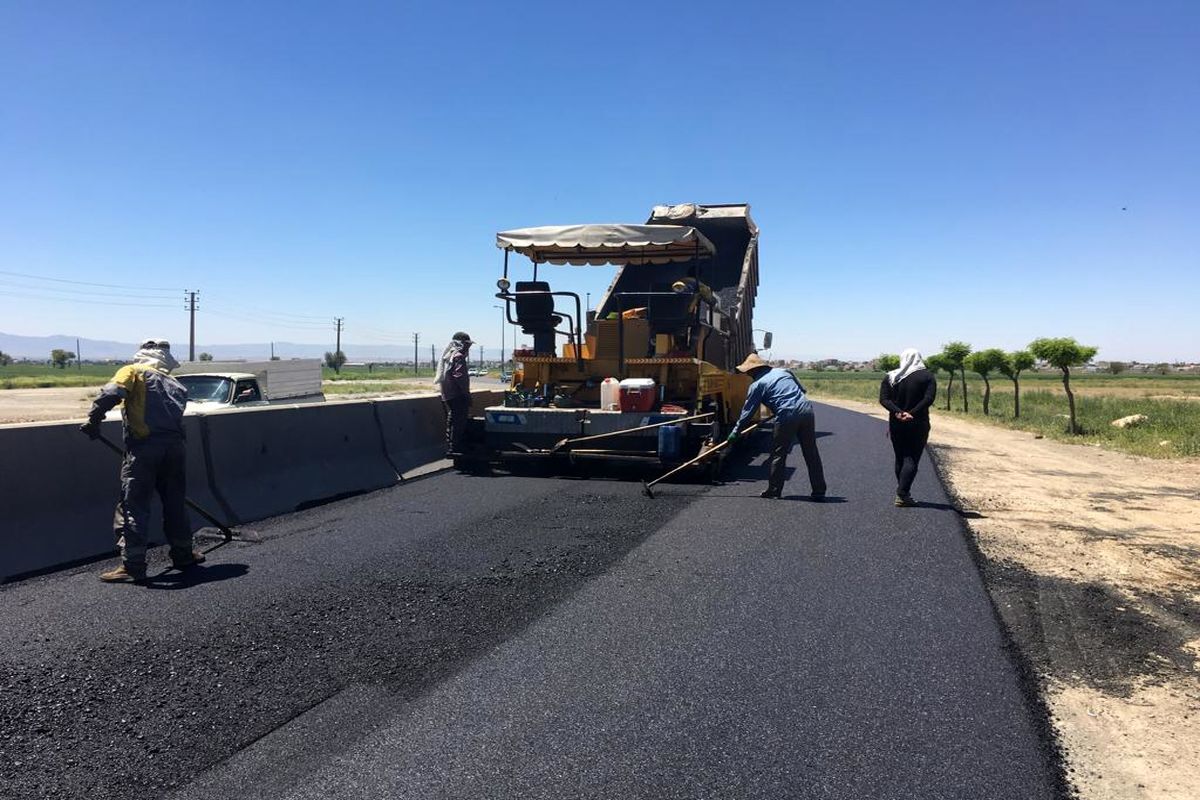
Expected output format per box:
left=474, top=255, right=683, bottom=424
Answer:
left=94, top=435, right=238, bottom=542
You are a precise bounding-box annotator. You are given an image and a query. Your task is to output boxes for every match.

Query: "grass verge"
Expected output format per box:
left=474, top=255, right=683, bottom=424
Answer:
left=797, top=370, right=1200, bottom=458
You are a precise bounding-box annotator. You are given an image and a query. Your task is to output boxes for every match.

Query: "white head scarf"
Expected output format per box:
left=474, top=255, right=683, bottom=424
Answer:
left=888, top=348, right=927, bottom=386
left=132, top=339, right=180, bottom=374
left=435, top=338, right=468, bottom=387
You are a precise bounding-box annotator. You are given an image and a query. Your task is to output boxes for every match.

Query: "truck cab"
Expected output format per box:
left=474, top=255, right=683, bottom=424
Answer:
left=176, top=372, right=268, bottom=408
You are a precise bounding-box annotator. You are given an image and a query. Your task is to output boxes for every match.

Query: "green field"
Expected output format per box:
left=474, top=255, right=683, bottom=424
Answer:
left=323, top=381, right=436, bottom=395
left=323, top=365, right=439, bottom=381
left=0, top=363, right=116, bottom=389
left=796, top=370, right=1200, bottom=459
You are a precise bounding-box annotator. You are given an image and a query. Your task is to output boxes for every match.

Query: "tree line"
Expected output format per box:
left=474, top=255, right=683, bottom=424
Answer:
left=876, top=338, right=1098, bottom=434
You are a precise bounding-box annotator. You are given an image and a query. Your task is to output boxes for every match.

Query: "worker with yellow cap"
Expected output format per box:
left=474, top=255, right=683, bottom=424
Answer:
left=728, top=352, right=827, bottom=499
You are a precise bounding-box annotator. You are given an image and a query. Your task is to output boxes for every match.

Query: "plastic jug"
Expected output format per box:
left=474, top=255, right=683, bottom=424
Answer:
left=657, top=424, right=682, bottom=460
left=600, top=377, right=620, bottom=411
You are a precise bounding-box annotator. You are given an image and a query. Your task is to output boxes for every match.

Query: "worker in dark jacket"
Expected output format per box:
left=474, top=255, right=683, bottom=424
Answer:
left=436, top=331, right=474, bottom=454
left=879, top=348, right=938, bottom=507
left=728, top=352, right=827, bottom=499
left=79, top=339, right=203, bottom=582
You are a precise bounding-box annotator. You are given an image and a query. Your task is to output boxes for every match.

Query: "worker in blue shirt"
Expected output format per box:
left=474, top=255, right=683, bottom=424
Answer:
left=728, top=352, right=827, bottom=499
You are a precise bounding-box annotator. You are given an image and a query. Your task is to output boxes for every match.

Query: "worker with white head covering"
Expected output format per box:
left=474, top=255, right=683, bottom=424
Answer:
left=436, top=331, right=474, bottom=454
left=727, top=352, right=827, bottom=500
left=79, top=338, right=203, bottom=582
left=879, top=348, right=938, bottom=507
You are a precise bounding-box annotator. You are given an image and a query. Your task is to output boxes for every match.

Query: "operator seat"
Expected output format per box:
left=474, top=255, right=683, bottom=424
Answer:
left=514, top=281, right=561, bottom=354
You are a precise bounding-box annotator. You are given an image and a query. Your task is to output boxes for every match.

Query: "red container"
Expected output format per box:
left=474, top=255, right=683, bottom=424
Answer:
left=618, top=378, right=656, bottom=412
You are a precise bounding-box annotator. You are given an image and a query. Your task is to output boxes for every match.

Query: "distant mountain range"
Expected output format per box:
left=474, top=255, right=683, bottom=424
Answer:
left=0, top=332, right=417, bottom=362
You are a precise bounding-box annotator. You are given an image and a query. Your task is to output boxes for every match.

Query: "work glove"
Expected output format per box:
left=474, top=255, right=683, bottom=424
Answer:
left=726, top=430, right=740, bottom=445
left=79, top=421, right=101, bottom=440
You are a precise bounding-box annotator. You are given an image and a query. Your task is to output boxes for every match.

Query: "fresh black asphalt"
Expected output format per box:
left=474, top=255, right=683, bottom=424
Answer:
left=0, top=403, right=1066, bottom=799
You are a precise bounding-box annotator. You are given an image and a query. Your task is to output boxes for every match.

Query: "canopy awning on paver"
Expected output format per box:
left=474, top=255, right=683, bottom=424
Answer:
left=495, top=224, right=716, bottom=266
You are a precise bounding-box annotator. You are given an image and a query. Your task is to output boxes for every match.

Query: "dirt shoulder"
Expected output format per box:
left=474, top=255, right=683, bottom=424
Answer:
left=820, top=397, right=1200, bottom=800
left=0, top=386, right=102, bottom=423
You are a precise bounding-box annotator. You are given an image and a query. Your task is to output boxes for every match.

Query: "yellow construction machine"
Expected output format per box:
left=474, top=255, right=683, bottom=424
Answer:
left=468, top=203, right=769, bottom=473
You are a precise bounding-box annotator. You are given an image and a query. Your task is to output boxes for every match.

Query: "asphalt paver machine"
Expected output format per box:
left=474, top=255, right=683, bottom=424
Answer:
left=469, top=203, right=765, bottom=474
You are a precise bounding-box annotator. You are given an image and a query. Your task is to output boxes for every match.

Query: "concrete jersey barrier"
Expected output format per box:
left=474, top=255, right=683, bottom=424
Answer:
left=0, top=416, right=217, bottom=581
left=201, top=401, right=398, bottom=523
left=1, top=389, right=506, bottom=581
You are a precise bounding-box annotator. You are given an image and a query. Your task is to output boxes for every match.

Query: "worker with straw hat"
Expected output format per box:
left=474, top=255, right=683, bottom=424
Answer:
left=728, top=352, right=827, bottom=500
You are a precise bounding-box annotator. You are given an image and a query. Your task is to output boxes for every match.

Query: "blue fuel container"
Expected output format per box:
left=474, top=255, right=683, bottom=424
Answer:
left=657, top=424, right=683, bottom=461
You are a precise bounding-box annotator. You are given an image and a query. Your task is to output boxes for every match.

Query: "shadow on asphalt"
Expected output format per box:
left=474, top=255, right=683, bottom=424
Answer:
left=784, top=494, right=847, bottom=503
left=144, top=563, right=250, bottom=590
left=910, top=500, right=986, bottom=519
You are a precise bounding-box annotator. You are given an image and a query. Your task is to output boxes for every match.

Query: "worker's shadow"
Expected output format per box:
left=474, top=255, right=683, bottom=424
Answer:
left=914, top=501, right=985, bottom=519
left=145, top=563, right=249, bottom=590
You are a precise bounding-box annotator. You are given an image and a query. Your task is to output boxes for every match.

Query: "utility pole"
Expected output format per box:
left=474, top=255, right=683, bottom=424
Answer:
left=334, top=317, right=344, bottom=355
left=270, top=341, right=275, bottom=360
left=76, top=337, right=81, bottom=371
left=430, top=344, right=434, bottom=368
left=185, top=290, right=199, bottom=361
left=412, top=332, right=420, bottom=375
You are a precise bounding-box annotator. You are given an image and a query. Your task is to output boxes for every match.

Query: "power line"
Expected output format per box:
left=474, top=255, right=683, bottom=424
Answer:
left=0, top=278, right=181, bottom=301
left=203, top=309, right=330, bottom=331
left=0, top=289, right=178, bottom=308
left=0, top=269, right=179, bottom=292
left=209, top=301, right=330, bottom=322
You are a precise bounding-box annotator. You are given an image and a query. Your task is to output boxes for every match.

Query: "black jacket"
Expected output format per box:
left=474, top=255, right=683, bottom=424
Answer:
left=879, top=369, right=937, bottom=424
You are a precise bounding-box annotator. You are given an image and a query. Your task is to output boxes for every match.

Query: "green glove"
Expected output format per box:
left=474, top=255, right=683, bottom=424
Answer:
left=726, top=430, right=739, bottom=444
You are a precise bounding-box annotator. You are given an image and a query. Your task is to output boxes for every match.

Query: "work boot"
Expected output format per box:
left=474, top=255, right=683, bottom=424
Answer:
left=99, top=564, right=146, bottom=583
left=894, top=494, right=917, bottom=508
left=760, top=488, right=781, bottom=499
left=171, top=550, right=207, bottom=569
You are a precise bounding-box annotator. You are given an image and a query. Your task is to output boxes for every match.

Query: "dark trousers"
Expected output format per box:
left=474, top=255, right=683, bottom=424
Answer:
left=890, top=421, right=930, bottom=499
left=443, top=395, right=470, bottom=453
left=113, top=438, right=192, bottom=568
left=768, top=412, right=826, bottom=495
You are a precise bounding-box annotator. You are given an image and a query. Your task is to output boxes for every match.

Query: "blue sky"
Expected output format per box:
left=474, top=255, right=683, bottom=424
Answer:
left=1, top=0, right=1197, bottom=361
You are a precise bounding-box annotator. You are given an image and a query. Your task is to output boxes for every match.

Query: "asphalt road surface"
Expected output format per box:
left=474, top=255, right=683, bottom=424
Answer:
left=0, top=403, right=1066, bottom=799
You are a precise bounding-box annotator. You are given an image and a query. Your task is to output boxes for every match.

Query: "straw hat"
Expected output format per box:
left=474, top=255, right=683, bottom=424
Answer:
left=735, top=352, right=770, bottom=373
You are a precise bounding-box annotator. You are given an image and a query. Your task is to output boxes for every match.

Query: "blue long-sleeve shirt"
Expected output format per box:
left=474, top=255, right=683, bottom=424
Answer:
left=734, top=368, right=813, bottom=431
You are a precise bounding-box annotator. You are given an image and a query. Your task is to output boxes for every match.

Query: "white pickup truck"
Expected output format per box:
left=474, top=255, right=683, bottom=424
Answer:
left=174, top=359, right=324, bottom=410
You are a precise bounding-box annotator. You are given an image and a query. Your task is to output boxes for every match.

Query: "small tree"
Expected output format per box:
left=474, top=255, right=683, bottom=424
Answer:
left=941, top=341, right=972, bottom=412
left=324, top=350, right=346, bottom=374
left=1029, top=337, right=1098, bottom=434
left=50, top=348, right=75, bottom=369
left=965, top=348, right=1006, bottom=416
left=1106, top=361, right=1127, bottom=375
left=198, top=352, right=214, bottom=362
left=875, top=353, right=901, bottom=372
left=924, top=353, right=953, bottom=410
left=0, top=350, right=12, bottom=367
left=997, top=350, right=1035, bottom=418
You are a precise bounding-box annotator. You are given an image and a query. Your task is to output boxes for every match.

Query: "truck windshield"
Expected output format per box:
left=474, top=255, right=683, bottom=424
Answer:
left=178, top=376, right=233, bottom=403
